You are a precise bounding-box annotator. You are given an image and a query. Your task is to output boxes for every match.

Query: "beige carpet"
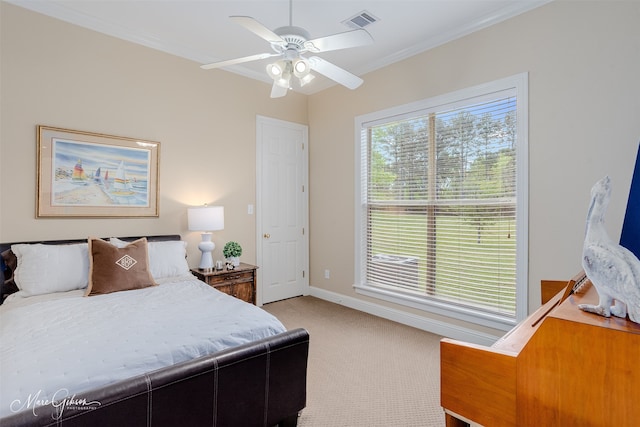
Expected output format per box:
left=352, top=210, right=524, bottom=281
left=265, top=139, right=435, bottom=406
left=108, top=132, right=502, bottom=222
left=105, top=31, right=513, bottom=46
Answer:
left=263, top=296, right=446, bottom=427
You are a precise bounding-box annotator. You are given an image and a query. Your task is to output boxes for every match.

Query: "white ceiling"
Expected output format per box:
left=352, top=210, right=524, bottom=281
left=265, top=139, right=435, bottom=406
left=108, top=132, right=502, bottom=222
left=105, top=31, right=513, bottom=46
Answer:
left=7, top=0, right=551, bottom=95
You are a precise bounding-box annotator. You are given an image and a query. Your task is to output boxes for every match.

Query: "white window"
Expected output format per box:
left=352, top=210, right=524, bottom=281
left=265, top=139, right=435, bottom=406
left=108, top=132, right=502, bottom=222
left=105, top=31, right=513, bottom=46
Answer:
left=355, top=74, right=528, bottom=331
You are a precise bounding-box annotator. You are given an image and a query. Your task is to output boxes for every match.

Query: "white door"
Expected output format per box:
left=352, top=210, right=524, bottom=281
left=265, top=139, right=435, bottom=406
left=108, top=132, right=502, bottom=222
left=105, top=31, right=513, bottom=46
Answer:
left=256, top=116, right=308, bottom=304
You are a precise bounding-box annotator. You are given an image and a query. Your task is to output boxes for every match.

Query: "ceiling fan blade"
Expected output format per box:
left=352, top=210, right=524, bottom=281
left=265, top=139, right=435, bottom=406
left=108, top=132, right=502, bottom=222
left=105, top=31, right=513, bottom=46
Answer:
left=230, top=16, right=286, bottom=46
left=304, top=29, right=373, bottom=53
left=307, top=56, right=364, bottom=90
left=270, top=81, right=288, bottom=98
left=200, top=53, right=276, bottom=70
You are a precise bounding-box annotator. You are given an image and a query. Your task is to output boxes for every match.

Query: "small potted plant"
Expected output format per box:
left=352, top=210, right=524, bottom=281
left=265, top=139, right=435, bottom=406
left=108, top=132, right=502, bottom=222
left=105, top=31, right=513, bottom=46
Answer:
left=222, top=241, right=242, bottom=267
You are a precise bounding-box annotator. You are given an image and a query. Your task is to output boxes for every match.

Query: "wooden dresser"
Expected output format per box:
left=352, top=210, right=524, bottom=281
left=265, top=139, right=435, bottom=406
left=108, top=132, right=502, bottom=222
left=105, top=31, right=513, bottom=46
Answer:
left=441, top=273, right=640, bottom=426
left=191, top=263, right=257, bottom=305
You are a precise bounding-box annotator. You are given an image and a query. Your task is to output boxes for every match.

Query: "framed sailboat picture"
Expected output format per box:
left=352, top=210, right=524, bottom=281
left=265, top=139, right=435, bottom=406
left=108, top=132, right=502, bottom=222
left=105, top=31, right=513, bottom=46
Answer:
left=37, top=126, right=160, bottom=217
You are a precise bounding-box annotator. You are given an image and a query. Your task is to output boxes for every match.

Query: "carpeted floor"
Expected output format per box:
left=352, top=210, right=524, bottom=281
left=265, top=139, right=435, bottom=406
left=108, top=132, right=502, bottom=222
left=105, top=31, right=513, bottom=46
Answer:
left=263, top=296, right=446, bottom=427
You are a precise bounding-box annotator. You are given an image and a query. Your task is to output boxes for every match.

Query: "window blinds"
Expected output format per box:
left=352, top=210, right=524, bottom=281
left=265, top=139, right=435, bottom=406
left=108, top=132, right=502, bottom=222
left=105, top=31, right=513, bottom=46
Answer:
left=362, top=95, right=518, bottom=317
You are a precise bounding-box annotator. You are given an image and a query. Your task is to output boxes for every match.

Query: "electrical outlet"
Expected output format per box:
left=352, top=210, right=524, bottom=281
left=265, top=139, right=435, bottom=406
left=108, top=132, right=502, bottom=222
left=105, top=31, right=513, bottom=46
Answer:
left=324, top=269, right=330, bottom=279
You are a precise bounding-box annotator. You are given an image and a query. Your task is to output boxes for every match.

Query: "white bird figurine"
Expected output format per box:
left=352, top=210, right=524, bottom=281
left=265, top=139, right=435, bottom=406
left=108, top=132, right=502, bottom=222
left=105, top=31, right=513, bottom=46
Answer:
left=579, top=175, right=640, bottom=323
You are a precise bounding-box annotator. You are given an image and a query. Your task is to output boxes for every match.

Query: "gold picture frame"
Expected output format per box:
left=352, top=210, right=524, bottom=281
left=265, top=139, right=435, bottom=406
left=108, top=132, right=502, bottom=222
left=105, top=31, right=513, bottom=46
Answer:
left=37, top=125, right=160, bottom=218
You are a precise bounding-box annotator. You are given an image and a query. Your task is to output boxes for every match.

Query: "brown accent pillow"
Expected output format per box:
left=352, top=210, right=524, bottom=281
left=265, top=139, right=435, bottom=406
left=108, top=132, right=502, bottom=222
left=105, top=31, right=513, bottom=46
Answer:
left=1, top=248, right=19, bottom=297
left=85, top=237, right=157, bottom=296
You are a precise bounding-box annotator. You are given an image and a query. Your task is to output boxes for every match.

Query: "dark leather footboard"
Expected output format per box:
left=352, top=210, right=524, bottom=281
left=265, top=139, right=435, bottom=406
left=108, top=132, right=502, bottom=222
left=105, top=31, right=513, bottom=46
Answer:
left=2, top=328, right=309, bottom=427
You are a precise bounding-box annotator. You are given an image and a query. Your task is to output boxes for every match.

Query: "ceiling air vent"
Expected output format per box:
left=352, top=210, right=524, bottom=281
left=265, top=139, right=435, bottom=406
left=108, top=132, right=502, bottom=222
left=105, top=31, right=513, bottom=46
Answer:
left=342, top=10, right=379, bottom=30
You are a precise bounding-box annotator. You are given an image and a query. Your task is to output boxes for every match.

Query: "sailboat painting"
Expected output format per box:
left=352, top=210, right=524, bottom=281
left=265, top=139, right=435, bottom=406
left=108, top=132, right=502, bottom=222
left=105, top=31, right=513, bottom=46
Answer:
left=37, top=126, right=159, bottom=217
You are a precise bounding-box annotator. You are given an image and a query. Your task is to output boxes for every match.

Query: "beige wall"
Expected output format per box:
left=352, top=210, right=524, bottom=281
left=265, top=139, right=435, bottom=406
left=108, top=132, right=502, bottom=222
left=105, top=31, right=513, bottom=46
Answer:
left=0, top=2, right=308, bottom=266
left=307, top=0, right=640, bottom=329
left=3, top=1, right=640, bottom=335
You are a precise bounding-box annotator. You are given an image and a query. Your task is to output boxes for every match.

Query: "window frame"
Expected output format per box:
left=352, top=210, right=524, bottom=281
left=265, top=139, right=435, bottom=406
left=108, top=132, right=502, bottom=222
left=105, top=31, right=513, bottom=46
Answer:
left=354, top=73, right=529, bottom=331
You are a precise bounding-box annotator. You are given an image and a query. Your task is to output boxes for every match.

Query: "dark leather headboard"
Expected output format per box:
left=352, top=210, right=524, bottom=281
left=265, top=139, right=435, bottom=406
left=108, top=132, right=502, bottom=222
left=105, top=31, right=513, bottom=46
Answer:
left=0, top=235, right=181, bottom=303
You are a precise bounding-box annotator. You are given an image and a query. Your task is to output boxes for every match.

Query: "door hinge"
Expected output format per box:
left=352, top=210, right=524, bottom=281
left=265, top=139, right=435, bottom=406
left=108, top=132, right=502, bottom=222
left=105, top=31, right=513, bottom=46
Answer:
left=302, top=270, right=305, bottom=278
left=302, top=185, right=305, bottom=192
left=302, top=227, right=305, bottom=235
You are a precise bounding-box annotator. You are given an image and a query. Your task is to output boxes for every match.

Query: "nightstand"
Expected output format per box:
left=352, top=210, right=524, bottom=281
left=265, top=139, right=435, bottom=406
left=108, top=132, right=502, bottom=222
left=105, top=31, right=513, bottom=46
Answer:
left=191, top=263, right=257, bottom=305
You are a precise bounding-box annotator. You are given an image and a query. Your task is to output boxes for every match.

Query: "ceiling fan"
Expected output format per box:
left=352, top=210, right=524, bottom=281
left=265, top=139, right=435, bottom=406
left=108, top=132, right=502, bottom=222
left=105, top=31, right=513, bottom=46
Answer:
left=200, top=0, right=374, bottom=98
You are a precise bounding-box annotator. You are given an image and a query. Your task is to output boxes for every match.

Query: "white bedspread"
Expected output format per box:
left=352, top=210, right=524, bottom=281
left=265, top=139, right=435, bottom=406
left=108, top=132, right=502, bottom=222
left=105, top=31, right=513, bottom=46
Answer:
left=0, top=276, right=286, bottom=418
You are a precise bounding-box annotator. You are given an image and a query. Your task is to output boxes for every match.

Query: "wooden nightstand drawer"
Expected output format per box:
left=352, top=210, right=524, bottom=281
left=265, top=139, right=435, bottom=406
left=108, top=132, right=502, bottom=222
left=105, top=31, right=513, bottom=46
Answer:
left=191, top=263, right=257, bottom=305
left=214, top=282, right=254, bottom=303
left=206, top=271, right=253, bottom=286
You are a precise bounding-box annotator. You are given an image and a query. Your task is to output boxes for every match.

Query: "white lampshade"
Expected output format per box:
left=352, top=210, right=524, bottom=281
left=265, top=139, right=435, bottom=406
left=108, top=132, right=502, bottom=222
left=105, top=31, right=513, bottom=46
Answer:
left=188, top=205, right=224, bottom=232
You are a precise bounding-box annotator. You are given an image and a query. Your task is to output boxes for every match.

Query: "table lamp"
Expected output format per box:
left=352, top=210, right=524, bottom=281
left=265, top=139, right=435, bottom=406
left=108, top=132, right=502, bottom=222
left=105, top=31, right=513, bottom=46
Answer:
left=188, top=205, right=224, bottom=270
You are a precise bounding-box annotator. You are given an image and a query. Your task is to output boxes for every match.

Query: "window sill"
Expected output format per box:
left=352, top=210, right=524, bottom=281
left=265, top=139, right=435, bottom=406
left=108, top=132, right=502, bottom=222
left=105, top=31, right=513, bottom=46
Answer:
left=354, top=283, right=517, bottom=332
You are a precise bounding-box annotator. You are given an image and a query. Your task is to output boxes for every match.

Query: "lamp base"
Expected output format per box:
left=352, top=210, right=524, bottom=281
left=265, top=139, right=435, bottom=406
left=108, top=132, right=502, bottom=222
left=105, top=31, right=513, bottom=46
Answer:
left=197, top=232, right=215, bottom=270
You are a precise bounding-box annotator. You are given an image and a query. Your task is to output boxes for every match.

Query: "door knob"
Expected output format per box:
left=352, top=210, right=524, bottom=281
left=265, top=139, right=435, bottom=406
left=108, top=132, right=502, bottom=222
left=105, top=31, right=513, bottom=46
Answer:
left=263, top=233, right=271, bottom=239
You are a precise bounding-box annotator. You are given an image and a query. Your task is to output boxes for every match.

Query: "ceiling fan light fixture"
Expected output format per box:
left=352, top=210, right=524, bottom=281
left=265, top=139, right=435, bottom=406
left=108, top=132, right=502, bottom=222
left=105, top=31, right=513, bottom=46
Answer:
left=267, top=64, right=281, bottom=76
left=201, top=4, right=374, bottom=98
left=266, top=60, right=287, bottom=79
left=298, top=72, right=315, bottom=87
left=274, top=71, right=292, bottom=89
left=292, top=58, right=309, bottom=76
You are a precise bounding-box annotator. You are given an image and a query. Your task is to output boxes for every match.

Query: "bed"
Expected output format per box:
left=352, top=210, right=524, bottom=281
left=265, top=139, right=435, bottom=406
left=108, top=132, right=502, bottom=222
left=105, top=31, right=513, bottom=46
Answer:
left=0, top=235, right=309, bottom=427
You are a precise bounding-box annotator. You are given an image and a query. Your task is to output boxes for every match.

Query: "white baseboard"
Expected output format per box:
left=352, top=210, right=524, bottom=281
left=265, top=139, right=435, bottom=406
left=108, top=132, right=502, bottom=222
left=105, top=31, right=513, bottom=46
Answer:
left=308, top=286, right=500, bottom=346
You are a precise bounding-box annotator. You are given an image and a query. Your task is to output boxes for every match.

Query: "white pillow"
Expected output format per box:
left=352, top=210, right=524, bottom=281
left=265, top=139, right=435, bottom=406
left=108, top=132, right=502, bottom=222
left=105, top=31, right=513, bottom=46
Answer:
left=110, top=238, right=189, bottom=280
left=12, top=243, right=89, bottom=296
